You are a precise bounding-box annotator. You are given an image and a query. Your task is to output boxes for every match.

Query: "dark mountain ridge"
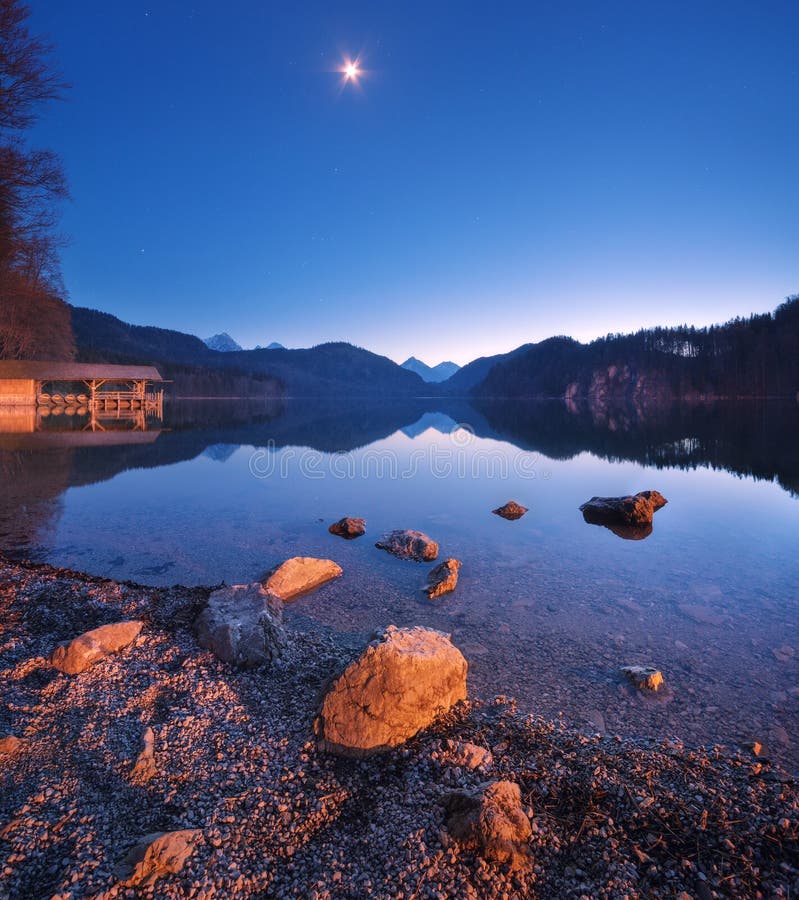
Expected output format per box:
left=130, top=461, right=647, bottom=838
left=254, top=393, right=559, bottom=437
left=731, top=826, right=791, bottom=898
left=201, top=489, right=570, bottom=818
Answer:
left=71, top=306, right=426, bottom=397
left=437, top=343, right=534, bottom=393
left=69, top=295, right=799, bottom=401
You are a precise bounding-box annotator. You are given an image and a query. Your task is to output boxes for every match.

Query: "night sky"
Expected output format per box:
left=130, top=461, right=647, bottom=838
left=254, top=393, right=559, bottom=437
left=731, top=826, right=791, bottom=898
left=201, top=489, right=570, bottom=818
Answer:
left=30, top=1, right=799, bottom=365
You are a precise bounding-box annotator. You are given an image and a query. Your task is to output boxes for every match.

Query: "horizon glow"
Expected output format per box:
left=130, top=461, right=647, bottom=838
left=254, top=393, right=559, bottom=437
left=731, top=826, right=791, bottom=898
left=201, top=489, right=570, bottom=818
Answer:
left=28, top=1, right=799, bottom=367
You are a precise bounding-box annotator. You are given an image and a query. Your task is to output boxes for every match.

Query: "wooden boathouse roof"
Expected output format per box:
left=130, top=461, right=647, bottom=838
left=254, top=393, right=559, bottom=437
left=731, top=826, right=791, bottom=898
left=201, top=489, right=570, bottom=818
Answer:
left=0, top=362, right=165, bottom=381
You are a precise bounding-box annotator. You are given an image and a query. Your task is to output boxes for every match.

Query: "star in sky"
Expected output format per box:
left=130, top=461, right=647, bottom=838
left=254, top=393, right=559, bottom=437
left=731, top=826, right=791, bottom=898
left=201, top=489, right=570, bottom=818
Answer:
left=340, top=57, right=362, bottom=86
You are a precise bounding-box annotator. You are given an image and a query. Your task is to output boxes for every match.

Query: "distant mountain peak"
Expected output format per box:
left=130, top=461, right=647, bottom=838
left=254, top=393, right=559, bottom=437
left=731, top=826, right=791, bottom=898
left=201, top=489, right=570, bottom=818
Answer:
left=401, top=356, right=461, bottom=383
left=204, top=332, right=242, bottom=352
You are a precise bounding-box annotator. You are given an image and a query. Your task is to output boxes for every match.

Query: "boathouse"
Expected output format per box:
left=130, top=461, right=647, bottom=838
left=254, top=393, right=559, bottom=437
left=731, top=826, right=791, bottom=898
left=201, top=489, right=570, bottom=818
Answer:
left=0, top=362, right=166, bottom=410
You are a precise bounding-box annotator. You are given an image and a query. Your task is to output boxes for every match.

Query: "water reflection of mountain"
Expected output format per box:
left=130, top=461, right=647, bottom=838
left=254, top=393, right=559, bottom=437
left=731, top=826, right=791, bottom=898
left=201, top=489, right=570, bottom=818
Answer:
left=1, top=398, right=798, bottom=557
left=400, top=412, right=461, bottom=439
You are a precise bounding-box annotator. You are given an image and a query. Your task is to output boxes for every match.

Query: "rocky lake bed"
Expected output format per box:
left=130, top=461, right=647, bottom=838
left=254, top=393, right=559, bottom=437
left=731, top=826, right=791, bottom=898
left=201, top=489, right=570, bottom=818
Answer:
left=1, top=554, right=798, bottom=899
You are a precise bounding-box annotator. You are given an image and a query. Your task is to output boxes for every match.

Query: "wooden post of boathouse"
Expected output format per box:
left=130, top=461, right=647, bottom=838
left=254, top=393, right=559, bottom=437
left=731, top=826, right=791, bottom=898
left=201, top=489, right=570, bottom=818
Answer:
left=0, top=362, right=166, bottom=414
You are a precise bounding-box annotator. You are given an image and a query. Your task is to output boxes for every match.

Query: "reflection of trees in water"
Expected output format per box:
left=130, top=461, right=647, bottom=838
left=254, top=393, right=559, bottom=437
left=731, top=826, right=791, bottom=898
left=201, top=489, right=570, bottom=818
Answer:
left=165, top=398, right=284, bottom=429
left=0, top=449, right=72, bottom=553
left=473, top=399, right=799, bottom=497
left=2, top=399, right=797, bottom=556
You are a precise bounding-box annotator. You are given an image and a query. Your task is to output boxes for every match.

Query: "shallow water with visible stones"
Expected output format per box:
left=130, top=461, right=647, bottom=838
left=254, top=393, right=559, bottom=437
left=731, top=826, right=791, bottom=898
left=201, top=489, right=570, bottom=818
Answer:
left=2, top=399, right=798, bottom=770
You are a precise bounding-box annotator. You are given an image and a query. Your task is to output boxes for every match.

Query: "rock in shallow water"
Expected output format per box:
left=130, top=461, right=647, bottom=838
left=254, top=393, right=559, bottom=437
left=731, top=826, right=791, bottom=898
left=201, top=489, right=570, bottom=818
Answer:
left=263, top=556, right=343, bottom=601
left=424, top=558, right=461, bottom=598
left=580, top=490, right=667, bottom=526
left=328, top=517, right=366, bottom=539
left=50, top=620, right=144, bottom=675
left=195, top=583, right=285, bottom=667
left=375, top=529, right=438, bottom=562
left=315, top=625, right=467, bottom=755
left=492, top=501, right=529, bottom=520
left=443, top=780, right=532, bottom=869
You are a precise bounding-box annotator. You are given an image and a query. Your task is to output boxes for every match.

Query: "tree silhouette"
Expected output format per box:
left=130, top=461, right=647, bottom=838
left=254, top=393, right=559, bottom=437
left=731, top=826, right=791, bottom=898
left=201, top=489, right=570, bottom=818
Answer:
left=0, top=0, right=74, bottom=359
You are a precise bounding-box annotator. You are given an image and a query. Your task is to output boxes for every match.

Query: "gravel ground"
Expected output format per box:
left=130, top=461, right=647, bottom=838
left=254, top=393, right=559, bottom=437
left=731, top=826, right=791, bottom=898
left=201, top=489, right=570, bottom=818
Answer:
left=1, top=555, right=798, bottom=899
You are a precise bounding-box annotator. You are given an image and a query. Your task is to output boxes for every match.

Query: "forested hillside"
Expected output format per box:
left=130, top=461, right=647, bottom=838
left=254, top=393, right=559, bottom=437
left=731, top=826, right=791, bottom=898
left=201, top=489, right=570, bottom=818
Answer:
left=472, top=296, right=799, bottom=401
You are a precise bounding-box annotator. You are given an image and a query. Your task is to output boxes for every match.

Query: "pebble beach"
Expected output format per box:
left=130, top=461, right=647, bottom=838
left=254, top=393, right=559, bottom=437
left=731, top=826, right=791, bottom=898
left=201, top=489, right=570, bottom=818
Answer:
left=1, top=555, right=798, bottom=899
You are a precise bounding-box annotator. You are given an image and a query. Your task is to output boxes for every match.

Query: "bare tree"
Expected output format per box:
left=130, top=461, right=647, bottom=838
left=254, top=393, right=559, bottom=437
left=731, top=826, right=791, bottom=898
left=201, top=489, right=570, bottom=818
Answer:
left=0, top=0, right=74, bottom=360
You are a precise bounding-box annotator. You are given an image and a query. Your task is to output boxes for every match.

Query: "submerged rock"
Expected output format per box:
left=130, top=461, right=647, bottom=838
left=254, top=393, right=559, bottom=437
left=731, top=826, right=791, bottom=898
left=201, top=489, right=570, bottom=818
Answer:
left=315, top=625, right=467, bottom=755
left=328, top=517, right=366, bottom=539
left=621, top=665, right=664, bottom=691
left=263, top=556, right=343, bottom=601
left=580, top=490, right=667, bottom=526
left=118, top=829, right=202, bottom=888
left=605, top=522, right=654, bottom=541
left=424, top=558, right=462, bottom=598
left=50, top=620, right=144, bottom=675
left=492, top=501, right=529, bottom=520
left=195, top=583, right=285, bottom=668
left=443, top=780, right=532, bottom=868
left=375, top=529, right=438, bottom=562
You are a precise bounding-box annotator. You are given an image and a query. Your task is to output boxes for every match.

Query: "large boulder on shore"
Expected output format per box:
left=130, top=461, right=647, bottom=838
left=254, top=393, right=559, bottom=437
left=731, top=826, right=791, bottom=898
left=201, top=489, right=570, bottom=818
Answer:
left=443, top=780, right=532, bottom=869
left=195, top=583, right=285, bottom=667
left=580, top=490, right=667, bottom=526
left=375, top=529, right=438, bottom=562
left=315, top=625, right=467, bottom=755
left=50, top=621, right=143, bottom=675
left=263, top=556, right=342, bottom=601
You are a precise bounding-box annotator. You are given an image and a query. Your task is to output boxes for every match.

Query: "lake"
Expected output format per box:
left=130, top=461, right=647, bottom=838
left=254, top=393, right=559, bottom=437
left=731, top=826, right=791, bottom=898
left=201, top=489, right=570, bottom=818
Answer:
left=1, top=397, right=798, bottom=768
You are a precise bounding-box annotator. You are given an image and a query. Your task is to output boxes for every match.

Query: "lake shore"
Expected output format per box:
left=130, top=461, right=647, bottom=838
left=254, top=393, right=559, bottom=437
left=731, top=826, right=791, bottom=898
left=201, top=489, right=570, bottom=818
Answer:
left=1, top=555, right=797, bottom=899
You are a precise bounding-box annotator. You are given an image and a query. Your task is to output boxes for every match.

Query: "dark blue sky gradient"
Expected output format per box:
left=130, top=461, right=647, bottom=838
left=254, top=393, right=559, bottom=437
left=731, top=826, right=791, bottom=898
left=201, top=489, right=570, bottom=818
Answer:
left=30, top=1, right=799, bottom=364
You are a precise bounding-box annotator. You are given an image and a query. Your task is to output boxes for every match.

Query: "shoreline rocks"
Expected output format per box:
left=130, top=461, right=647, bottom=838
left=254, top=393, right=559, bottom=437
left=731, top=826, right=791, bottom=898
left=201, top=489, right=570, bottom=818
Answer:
left=580, top=490, right=667, bottom=526
left=424, top=558, right=461, bottom=599
left=621, top=664, right=665, bottom=691
left=444, top=739, right=493, bottom=771
left=50, top=620, right=143, bottom=674
left=194, top=583, right=285, bottom=667
left=263, top=556, right=343, bottom=601
left=116, top=829, right=203, bottom=889
left=130, top=726, right=157, bottom=782
left=3, top=556, right=799, bottom=899
left=0, top=734, right=23, bottom=754
left=443, top=780, right=532, bottom=869
left=315, top=625, right=467, bottom=755
left=375, top=529, right=439, bottom=562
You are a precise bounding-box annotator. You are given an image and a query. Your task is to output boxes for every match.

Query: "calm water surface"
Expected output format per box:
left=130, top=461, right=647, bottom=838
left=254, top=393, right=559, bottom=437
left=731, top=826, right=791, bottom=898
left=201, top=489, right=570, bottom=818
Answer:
left=2, top=399, right=798, bottom=767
